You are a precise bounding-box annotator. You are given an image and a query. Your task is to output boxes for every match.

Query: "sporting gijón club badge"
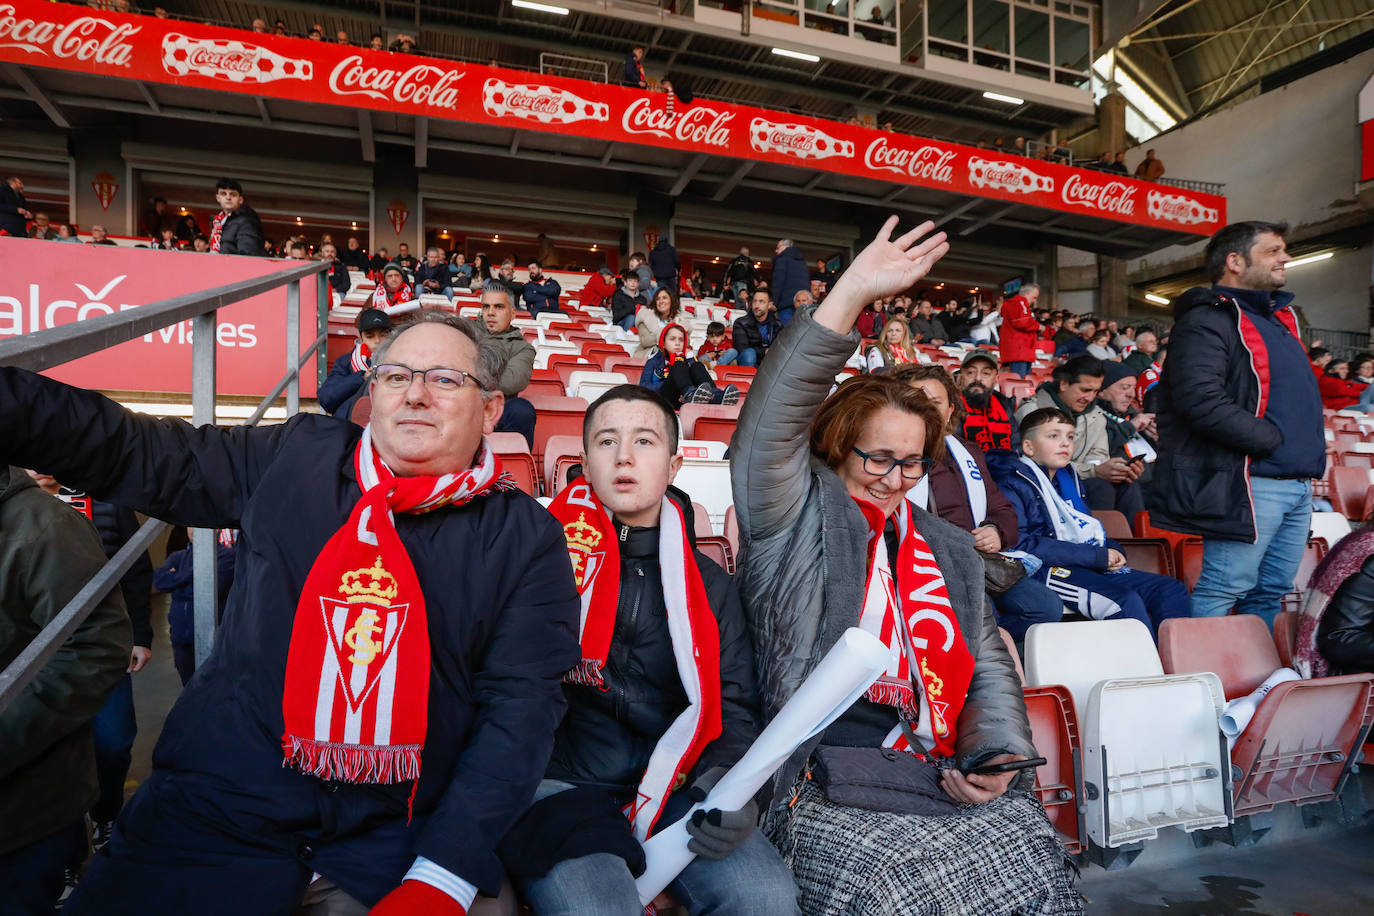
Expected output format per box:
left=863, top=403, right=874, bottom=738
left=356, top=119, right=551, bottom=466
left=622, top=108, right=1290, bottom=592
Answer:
left=320, top=557, right=410, bottom=713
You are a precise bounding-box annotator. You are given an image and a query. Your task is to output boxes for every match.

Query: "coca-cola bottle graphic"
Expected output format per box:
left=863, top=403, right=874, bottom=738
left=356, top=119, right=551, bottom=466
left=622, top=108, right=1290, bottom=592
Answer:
left=1147, top=190, right=1219, bottom=227
left=481, top=78, right=609, bottom=125
left=162, top=33, right=314, bottom=84
left=749, top=117, right=854, bottom=161
left=968, top=157, right=1053, bottom=195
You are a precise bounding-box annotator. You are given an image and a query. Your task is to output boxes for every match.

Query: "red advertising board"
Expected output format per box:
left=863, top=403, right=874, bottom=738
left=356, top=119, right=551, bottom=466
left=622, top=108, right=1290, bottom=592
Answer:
left=0, top=1, right=1226, bottom=235
left=0, top=237, right=320, bottom=397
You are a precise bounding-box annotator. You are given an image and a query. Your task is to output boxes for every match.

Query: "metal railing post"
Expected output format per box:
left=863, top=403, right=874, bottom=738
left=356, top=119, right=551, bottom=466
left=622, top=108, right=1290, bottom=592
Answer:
left=286, top=280, right=301, bottom=417
left=316, top=273, right=329, bottom=390
left=191, top=309, right=219, bottom=668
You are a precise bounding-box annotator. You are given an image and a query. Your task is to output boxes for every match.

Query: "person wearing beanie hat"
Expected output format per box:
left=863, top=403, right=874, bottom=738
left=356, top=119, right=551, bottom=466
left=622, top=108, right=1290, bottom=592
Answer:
left=372, top=262, right=416, bottom=313
left=1095, top=359, right=1158, bottom=512
left=637, top=323, right=739, bottom=408
left=318, top=308, right=392, bottom=417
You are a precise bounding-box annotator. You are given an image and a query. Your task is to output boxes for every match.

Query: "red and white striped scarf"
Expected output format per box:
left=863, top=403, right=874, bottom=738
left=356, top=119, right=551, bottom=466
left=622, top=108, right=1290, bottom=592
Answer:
left=373, top=282, right=415, bottom=314
left=349, top=341, right=371, bottom=373
left=280, top=427, right=513, bottom=784
left=209, top=210, right=228, bottom=253
left=855, top=498, right=974, bottom=759
left=548, top=481, right=722, bottom=841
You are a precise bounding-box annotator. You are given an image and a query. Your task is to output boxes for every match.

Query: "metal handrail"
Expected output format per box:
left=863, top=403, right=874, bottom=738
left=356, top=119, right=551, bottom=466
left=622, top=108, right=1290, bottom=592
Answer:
left=0, top=259, right=330, bottom=715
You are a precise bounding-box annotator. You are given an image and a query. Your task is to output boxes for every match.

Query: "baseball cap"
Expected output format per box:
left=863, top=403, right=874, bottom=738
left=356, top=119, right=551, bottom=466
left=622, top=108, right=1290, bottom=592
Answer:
left=961, top=348, right=999, bottom=370
left=357, top=308, right=392, bottom=333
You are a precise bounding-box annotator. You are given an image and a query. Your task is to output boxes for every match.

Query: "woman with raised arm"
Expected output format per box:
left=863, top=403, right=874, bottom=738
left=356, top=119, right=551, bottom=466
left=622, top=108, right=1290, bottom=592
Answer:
left=731, top=217, right=1080, bottom=915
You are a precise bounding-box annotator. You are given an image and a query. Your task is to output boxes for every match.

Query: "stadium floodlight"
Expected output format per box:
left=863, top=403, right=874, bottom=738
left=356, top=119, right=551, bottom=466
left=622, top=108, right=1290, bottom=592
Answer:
left=982, top=91, right=1024, bottom=105
left=511, top=0, right=570, bottom=14
left=1144, top=293, right=1170, bottom=306
left=771, top=47, right=821, bottom=63
left=1286, top=251, right=1333, bottom=268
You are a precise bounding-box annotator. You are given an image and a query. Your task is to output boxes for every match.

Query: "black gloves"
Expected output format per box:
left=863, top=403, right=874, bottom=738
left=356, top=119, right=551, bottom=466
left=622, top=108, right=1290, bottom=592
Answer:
left=684, top=766, right=759, bottom=861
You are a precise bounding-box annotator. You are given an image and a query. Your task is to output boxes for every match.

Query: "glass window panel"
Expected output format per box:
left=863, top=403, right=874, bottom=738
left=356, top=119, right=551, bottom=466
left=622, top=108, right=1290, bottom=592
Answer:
left=972, top=0, right=1009, bottom=54
left=929, top=0, right=969, bottom=43
left=1055, top=15, right=1089, bottom=72
left=1014, top=7, right=1050, bottom=63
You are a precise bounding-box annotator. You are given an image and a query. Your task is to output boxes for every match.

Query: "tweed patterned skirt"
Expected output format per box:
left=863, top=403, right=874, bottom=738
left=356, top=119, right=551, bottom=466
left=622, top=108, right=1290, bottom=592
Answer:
left=767, top=779, right=1082, bottom=916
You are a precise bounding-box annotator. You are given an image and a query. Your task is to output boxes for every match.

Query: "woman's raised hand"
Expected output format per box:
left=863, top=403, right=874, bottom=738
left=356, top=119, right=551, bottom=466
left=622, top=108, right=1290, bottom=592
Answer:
left=817, top=216, right=950, bottom=335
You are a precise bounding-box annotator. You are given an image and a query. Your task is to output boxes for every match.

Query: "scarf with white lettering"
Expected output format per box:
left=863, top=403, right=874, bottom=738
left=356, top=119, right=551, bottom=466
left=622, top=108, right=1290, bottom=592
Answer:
left=910, top=435, right=987, bottom=526
left=373, top=282, right=415, bottom=314
left=209, top=210, right=228, bottom=253
left=1018, top=456, right=1104, bottom=546
left=548, top=481, right=722, bottom=841
left=280, top=427, right=514, bottom=784
left=855, top=498, right=974, bottom=759
left=349, top=341, right=372, bottom=373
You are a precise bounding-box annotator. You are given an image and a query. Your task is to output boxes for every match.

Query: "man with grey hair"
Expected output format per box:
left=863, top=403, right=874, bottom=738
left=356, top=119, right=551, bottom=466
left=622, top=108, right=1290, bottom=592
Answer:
left=28, top=211, right=56, bottom=239
left=88, top=224, right=117, bottom=246
left=5, top=311, right=581, bottom=915
left=414, top=246, right=454, bottom=301
left=475, top=285, right=537, bottom=447
left=771, top=237, right=808, bottom=326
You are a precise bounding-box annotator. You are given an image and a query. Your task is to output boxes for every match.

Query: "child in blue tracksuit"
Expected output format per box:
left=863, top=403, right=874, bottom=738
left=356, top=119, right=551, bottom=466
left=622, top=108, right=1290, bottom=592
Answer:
left=987, top=407, right=1189, bottom=637
left=152, top=531, right=237, bottom=685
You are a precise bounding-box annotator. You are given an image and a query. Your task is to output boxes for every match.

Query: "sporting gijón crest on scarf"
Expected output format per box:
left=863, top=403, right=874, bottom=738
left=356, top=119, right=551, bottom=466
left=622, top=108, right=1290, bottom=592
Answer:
left=548, top=482, right=722, bottom=841
left=855, top=498, right=974, bottom=759
left=280, top=427, right=515, bottom=785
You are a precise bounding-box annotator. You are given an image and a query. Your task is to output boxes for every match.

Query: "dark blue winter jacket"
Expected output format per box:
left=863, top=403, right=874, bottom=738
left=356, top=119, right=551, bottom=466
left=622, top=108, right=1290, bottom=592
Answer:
left=770, top=245, right=809, bottom=321
left=987, top=452, right=1117, bottom=571
left=522, top=276, right=563, bottom=316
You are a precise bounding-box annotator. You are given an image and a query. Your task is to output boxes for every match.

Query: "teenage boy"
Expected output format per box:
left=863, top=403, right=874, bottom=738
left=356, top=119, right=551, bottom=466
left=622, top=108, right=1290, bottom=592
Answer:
left=318, top=308, right=391, bottom=417
left=987, top=408, right=1189, bottom=636
left=611, top=272, right=648, bottom=332
left=696, top=321, right=738, bottom=368
left=521, top=385, right=799, bottom=916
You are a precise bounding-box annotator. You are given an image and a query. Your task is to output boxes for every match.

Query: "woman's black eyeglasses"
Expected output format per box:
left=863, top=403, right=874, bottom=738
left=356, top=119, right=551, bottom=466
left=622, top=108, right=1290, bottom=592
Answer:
left=851, top=447, right=932, bottom=480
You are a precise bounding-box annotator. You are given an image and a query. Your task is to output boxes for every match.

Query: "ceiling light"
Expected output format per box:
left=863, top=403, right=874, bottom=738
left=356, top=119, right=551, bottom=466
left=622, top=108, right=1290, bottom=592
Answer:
left=511, top=0, right=569, bottom=14
left=590, top=244, right=597, bottom=251
left=350, top=221, right=357, bottom=228
left=1286, top=251, right=1334, bottom=268
left=295, top=217, right=302, bottom=223
left=1144, top=292, right=1170, bottom=305
left=982, top=91, right=1024, bottom=105
left=493, top=234, right=499, bottom=241
left=771, top=47, right=821, bottom=63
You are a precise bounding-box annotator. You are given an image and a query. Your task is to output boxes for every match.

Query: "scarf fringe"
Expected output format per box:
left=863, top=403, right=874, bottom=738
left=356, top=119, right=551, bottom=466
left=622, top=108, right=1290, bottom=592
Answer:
left=282, top=735, right=421, bottom=784
left=866, top=680, right=918, bottom=720
left=564, top=659, right=607, bottom=688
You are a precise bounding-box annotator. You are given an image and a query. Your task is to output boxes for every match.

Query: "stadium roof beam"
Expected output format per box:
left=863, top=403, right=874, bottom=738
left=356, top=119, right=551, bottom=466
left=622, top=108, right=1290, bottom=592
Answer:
left=255, top=97, right=272, bottom=126
left=711, top=160, right=754, bottom=202
left=932, top=198, right=982, bottom=229
left=3, top=64, right=68, bottom=128
left=959, top=203, right=1021, bottom=236
left=136, top=82, right=161, bottom=115
left=670, top=154, right=708, bottom=197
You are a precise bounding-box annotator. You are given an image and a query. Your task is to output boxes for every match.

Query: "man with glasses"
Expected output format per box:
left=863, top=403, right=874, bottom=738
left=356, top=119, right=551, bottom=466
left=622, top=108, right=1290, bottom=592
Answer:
left=1, top=311, right=581, bottom=915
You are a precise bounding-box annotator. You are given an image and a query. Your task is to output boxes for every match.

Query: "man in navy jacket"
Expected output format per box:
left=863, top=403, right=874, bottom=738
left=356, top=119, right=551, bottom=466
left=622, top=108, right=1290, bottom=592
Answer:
left=1149, top=221, right=1323, bottom=626
left=4, top=313, right=580, bottom=915
left=522, top=260, right=563, bottom=316
left=770, top=240, right=808, bottom=326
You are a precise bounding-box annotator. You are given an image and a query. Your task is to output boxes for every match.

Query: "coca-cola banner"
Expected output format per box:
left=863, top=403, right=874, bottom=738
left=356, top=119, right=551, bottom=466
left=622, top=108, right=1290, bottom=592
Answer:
left=0, top=237, right=320, bottom=398
left=0, top=1, right=1226, bottom=235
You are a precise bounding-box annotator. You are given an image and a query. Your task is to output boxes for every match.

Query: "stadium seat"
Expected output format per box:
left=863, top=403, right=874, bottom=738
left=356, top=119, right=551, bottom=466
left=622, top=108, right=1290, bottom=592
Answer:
left=542, top=434, right=583, bottom=497
left=1024, top=683, right=1085, bottom=854
left=723, top=504, right=740, bottom=558
left=696, top=535, right=735, bottom=574
left=678, top=439, right=728, bottom=461
left=607, top=357, right=649, bottom=379
left=488, top=432, right=539, bottom=496
left=716, top=365, right=757, bottom=385
left=1329, top=466, right=1373, bottom=520
left=1131, top=512, right=1193, bottom=569
left=566, top=370, right=629, bottom=402
left=1272, top=610, right=1297, bottom=669
left=673, top=458, right=733, bottom=533
left=680, top=403, right=742, bottom=440
left=1159, top=615, right=1374, bottom=817
left=1115, top=537, right=1177, bottom=579
left=691, top=502, right=715, bottom=538
left=348, top=396, right=372, bottom=428
left=1177, top=537, right=1205, bottom=591
left=692, top=416, right=739, bottom=447
left=524, top=376, right=568, bottom=400
left=1309, top=512, right=1352, bottom=552
left=1024, top=618, right=1231, bottom=849
left=529, top=394, right=589, bottom=465
left=1092, top=509, right=1132, bottom=541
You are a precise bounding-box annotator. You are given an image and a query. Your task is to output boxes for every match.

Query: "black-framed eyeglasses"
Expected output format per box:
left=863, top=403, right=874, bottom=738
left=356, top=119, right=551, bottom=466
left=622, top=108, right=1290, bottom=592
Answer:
left=851, top=446, right=932, bottom=480
left=371, top=364, right=480, bottom=395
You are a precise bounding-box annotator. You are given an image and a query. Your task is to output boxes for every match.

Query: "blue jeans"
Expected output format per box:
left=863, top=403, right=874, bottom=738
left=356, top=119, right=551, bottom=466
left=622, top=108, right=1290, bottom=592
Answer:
left=715, top=348, right=739, bottom=366
left=737, top=348, right=761, bottom=367
left=1191, top=477, right=1313, bottom=627
left=1006, top=360, right=1031, bottom=378
left=1359, top=383, right=1374, bottom=412
left=496, top=396, right=536, bottom=449
left=994, top=575, right=1065, bottom=641
left=0, top=819, right=87, bottom=916
left=776, top=306, right=795, bottom=326
left=616, top=313, right=636, bottom=332
left=413, top=284, right=453, bottom=300
left=520, top=832, right=798, bottom=916
left=92, top=672, right=137, bottom=822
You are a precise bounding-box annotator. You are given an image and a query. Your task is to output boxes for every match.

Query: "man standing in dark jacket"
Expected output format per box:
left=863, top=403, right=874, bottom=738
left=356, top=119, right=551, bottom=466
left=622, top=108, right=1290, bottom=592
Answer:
left=722, top=247, right=756, bottom=300
left=0, top=175, right=31, bottom=237
left=4, top=311, right=581, bottom=916
left=731, top=291, right=782, bottom=367
left=1150, top=221, right=1323, bottom=626
left=622, top=45, right=648, bottom=87
left=0, top=467, right=131, bottom=914
left=648, top=236, right=680, bottom=292
left=521, top=387, right=798, bottom=915
left=210, top=178, right=263, bottom=256
left=770, top=239, right=808, bottom=326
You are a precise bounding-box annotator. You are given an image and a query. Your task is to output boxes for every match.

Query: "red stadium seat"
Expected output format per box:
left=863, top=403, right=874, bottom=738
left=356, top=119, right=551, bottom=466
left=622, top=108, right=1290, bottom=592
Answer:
left=680, top=403, right=742, bottom=440
left=524, top=377, right=568, bottom=400
left=348, top=396, right=372, bottom=428
left=1330, top=466, right=1374, bottom=520
left=529, top=394, right=589, bottom=465
left=542, top=434, right=584, bottom=497
left=1272, top=610, right=1297, bottom=669
left=1132, top=512, right=1195, bottom=571
left=1159, top=615, right=1374, bottom=817
left=1177, top=537, right=1205, bottom=591
left=608, top=357, right=649, bottom=378
left=488, top=432, right=539, bottom=496
left=716, top=365, right=757, bottom=385
left=1091, top=509, right=1132, bottom=541
left=1338, top=451, right=1374, bottom=470
left=1115, top=537, right=1176, bottom=579
left=723, top=505, right=740, bottom=558
left=692, top=417, right=739, bottom=447
left=546, top=352, right=589, bottom=374
left=696, top=535, right=735, bottom=574
left=691, top=502, right=714, bottom=538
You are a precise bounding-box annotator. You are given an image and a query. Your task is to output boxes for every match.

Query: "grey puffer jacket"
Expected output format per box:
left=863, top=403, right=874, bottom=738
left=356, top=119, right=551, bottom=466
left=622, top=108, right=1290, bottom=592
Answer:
left=730, top=310, right=1034, bottom=809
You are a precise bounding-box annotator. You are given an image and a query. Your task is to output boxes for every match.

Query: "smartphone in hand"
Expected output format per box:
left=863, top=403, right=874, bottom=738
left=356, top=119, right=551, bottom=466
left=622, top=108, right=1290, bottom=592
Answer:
left=963, top=756, right=1047, bottom=776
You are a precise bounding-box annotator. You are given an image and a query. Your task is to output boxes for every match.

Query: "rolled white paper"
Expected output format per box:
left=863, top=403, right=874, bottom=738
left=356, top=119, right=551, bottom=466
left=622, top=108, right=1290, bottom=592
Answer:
left=1220, top=667, right=1300, bottom=749
left=634, top=627, right=891, bottom=905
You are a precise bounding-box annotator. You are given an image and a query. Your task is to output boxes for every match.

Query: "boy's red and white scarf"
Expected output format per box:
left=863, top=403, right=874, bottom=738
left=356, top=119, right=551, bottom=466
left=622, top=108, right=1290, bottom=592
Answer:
left=349, top=341, right=372, bottom=373
left=373, top=282, right=415, bottom=313
left=209, top=210, right=228, bottom=253
left=280, top=426, right=513, bottom=784
left=548, top=481, right=722, bottom=841
left=855, top=498, right=975, bottom=759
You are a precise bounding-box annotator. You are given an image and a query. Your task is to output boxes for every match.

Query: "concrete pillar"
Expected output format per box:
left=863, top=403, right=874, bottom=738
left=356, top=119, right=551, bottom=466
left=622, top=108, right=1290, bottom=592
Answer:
left=1094, top=90, right=1129, bottom=316
left=1096, top=90, right=1128, bottom=158
left=371, top=147, right=419, bottom=262
left=1098, top=255, right=1128, bottom=317
left=634, top=191, right=675, bottom=257
left=70, top=129, right=131, bottom=237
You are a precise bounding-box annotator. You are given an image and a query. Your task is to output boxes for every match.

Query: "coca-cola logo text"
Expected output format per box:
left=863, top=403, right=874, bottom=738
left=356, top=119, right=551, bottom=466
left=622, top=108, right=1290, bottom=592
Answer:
left=621, top=97, right=732, bottom=147
left=328, top=55, right=463, bottom=109
left=0, top=4, right=137, bottom=67
left=863, top=137, right=955, bottom=184
left=1061, top=174, right=1136, bottom=216
left=188, top=45, right=254, bottom=74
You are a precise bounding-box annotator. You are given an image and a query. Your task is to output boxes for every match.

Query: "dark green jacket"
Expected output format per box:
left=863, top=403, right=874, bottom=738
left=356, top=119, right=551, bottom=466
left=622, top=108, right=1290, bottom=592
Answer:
left=0, top=467, right=131, bottom=854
